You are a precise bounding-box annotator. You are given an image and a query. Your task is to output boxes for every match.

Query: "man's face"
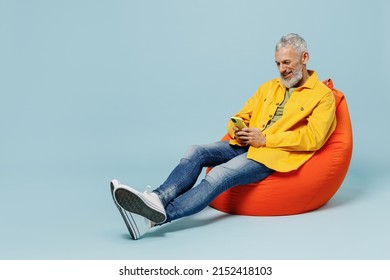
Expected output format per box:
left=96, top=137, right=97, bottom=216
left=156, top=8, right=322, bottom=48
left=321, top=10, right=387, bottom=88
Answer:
left=275, top=45, right=305, bottom=88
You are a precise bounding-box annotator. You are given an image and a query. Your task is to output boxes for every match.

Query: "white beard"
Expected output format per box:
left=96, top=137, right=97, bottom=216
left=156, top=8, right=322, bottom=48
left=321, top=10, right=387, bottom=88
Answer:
left=280, top=64, right=303, bottom=88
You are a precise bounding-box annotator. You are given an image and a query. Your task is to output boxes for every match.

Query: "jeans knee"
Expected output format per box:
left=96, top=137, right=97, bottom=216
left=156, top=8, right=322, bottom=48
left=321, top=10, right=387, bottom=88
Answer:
left=183, top=144, right=204, bottom=160
left=205, top=165, right=231, bottom=186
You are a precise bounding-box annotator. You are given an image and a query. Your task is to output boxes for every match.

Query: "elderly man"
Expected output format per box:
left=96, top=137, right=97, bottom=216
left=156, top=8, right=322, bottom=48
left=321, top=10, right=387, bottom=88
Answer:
left=110, top=33, right=337, bottom=239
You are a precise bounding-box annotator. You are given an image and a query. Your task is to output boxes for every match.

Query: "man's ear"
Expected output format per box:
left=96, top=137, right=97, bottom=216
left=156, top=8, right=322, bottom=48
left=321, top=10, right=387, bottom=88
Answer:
left=302, top=52, right=309, bottom=65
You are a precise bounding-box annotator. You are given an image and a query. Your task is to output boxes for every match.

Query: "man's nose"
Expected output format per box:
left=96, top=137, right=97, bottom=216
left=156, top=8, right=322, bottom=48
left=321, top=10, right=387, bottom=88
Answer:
left=278, top=63, right=286, bottom=73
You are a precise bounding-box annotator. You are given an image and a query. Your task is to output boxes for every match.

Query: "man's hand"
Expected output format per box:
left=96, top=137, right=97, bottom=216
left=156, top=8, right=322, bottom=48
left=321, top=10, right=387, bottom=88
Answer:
left=233, top=127, right=266, bottom=148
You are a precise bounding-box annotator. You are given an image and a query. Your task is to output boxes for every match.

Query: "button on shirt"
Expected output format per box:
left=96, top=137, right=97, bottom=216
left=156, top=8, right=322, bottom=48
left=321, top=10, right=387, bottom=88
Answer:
left=266, top=87, right=296, bottom=129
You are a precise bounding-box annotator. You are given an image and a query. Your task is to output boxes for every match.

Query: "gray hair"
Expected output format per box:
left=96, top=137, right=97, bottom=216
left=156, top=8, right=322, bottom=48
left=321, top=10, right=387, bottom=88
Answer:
left=275, top=33, right=308, bottom=55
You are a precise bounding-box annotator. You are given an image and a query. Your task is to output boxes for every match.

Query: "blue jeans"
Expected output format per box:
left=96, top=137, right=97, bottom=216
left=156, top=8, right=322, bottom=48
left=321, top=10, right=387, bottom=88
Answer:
left=153, top=141, right=274, bottom=223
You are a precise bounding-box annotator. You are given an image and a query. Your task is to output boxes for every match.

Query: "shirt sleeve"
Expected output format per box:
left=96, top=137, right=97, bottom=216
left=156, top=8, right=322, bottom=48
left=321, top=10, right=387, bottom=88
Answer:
left=227, top=89, right=258, bottom=140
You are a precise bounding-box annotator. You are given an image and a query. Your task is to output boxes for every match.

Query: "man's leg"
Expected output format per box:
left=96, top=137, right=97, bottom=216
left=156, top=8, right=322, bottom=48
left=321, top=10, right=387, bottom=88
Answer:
left=154, top=141, right=249, bottom=207
left=163, top=153, right=274, bottom=222
left=114, top=141, right=248, bottom=224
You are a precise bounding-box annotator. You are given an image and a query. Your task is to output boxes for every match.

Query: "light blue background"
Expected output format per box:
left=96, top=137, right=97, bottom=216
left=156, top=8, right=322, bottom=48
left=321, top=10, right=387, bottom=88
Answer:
left=1, top=0, right=389, bottom=259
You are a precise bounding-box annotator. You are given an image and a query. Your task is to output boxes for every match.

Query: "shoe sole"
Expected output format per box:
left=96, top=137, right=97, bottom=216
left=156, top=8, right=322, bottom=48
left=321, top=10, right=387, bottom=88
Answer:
left=115, top=188, right=166, bottom=224
left=110, top=182, right=140, bottom=239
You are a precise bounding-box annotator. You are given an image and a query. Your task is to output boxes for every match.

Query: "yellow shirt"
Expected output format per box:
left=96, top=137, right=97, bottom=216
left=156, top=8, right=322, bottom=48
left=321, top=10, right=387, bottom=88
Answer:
left=228, top=71, right=337, bottom=172
left=267, top=87, right=295, bottom=129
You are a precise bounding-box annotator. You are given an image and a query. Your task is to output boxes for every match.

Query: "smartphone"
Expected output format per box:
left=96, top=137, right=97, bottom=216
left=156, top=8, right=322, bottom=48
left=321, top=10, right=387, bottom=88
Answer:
left=230, top=117, right=246, bottom=129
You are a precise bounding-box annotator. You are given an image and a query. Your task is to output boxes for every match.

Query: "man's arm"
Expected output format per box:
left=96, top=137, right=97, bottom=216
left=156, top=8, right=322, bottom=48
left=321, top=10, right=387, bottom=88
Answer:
left=227, top=89, right=261, bottom=141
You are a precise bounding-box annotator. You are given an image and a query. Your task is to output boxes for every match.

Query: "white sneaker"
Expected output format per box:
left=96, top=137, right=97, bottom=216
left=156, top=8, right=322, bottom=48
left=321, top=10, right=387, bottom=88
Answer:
left=113, top=180, right=167, bottom=224
left=110, top=180, right=154, bottom=239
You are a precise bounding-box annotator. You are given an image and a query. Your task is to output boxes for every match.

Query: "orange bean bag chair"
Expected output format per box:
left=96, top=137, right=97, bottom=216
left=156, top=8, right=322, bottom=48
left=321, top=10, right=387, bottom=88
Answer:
left=209, top=79, right=353, bottom=216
